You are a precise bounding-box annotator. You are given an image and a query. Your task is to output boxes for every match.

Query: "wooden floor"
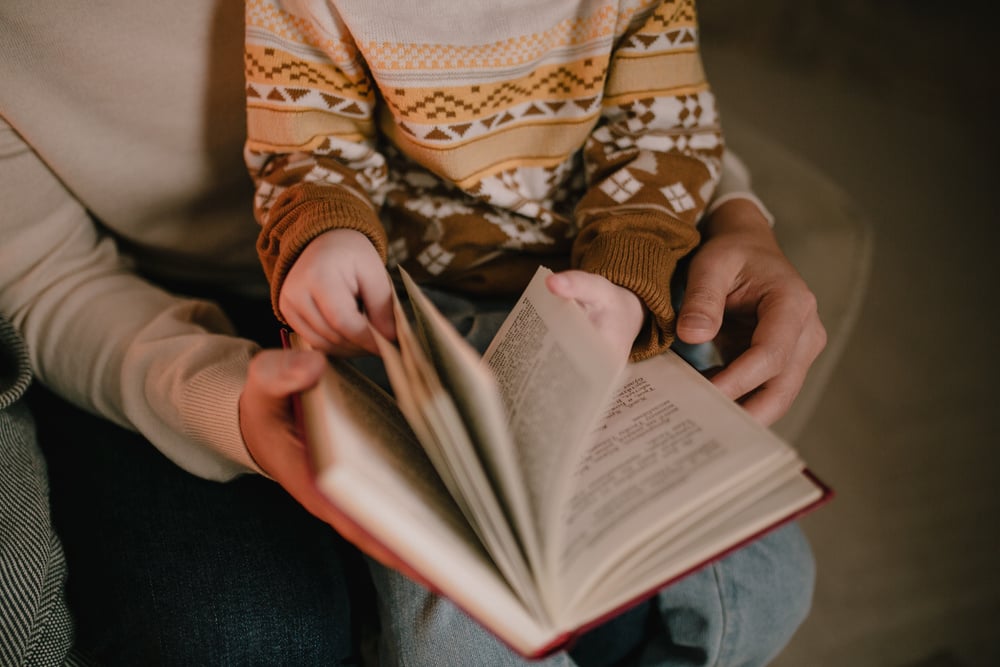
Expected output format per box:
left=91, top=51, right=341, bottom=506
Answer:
left=697, top=5, right=999, bottom=666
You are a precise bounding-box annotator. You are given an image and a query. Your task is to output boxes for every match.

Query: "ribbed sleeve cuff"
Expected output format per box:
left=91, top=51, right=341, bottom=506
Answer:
left=257, top=184, right=387, bottom=322
left=576, top=222, right=699, bottom=360
left=180, top=347, right=263, bottom=475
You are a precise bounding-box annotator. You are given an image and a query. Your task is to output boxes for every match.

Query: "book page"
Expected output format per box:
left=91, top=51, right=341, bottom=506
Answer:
left=398, top=269, right=550, bottom=600
left=549, top=351, right=805, bottom=611
left=292, top=336, right=557, bottom=654
left=480, top=268, right=624, bottom=580
left=375, top=288, right=546, bottom=619
left=291, top=334, right=467, bottom=537
left=579, top=459, right=810, bottom=603
left=561, top=472, right=825, bottom=629
left=370, top=324, right=477, bottom=527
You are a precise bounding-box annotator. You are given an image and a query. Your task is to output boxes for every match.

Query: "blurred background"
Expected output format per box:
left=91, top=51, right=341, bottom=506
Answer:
left=695, top=2, right=999, bottom=665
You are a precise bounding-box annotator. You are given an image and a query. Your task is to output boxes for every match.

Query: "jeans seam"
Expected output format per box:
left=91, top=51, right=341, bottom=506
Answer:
left=708, top=562, right=727, bottom=667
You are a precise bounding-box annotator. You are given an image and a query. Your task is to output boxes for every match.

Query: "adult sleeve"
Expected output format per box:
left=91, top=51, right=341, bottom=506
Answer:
left=0, top=119, right=261, bottom=481
left=707, top=149, right=776, bottom=227
left=573, top=0, right=723, bottom=359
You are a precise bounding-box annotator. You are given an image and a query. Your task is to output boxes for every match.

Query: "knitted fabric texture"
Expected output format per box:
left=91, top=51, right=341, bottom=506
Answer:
left=245, top=0, right=723, bottom=358
left=0, top=316, right=76, bottom=666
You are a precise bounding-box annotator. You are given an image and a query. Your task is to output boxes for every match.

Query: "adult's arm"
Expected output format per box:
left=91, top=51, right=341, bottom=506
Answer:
left=676, top=158, right=826, bottom=425
left=0, top=119, right=261, bottom=480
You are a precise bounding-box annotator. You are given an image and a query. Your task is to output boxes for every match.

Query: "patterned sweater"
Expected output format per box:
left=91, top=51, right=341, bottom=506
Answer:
left=245, top=0, right=723, bottom=358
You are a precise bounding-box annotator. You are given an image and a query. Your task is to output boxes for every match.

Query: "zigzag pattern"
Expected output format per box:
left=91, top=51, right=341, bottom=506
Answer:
left=622, top=26, right=697, bottom=52
left=0, top=317, right=77, bottom=666
left=386, top=64, right=606, bottom=121
left=646, top=0, right=697, bottom=31
left=245, top=49, right=373, bottom=99
left=246, top=82, right=371, bottom=117
left=397, top=96, right=600, bottom=143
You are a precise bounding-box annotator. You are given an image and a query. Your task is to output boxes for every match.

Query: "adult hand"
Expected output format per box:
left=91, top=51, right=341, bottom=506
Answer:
left=279, top=229, right=396, bottom=356
left=239, top=348, right=430, bottom=586
left=676, top=199, right=827, bottom=425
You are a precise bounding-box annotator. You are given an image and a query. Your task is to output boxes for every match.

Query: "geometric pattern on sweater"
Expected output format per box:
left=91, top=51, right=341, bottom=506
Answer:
left=245, top=42, right=373, bottom=107
left=244, top=47, right=371, bottom=97
left=361, top=7, right=620, bottom=72
left=246, top=1, right=364, bottom=74
left=387, top=61, right=607, bottom=123
left=246, top=0, right=723, bottom=357
left=245, top=81, right=370, bottom=119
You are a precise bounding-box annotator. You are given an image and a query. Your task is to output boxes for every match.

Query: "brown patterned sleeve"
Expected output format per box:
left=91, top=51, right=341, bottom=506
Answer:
left=573, top=0, right=724, bottom=360
left=244, top=0, right=388, bottom=322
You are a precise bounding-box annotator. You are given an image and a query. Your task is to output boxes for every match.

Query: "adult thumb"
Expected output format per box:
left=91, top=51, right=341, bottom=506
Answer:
left=676, top=255, right=731, bottom=344
left=246, top=349, right=326, bottom=406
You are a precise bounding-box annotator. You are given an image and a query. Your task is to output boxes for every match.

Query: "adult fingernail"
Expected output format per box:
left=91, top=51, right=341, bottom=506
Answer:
left=680, top=313, right=713, bottom=331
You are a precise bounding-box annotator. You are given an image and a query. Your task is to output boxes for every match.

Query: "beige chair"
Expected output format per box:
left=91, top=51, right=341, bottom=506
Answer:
left=720, top=113, right=874, bottom=443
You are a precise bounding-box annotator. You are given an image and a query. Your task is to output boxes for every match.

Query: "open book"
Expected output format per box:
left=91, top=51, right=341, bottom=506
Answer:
left=288, top=266, right=831, bottom=658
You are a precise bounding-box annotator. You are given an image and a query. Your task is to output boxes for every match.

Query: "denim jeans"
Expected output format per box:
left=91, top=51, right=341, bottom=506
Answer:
left=363, top=287, right=816, bottom=667
left=30, top=383, right=364, bottom=666
left=368, top=523, right=813, bottom=667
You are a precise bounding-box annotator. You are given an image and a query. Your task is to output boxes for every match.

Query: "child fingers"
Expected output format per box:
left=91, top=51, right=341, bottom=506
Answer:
left=284, top=297, right=366, bottom=356
left=545, top=269, right=608, bottom=306
left=312, top=291, right=378, bottom=355
left=356, top=268, right=396, bottom=342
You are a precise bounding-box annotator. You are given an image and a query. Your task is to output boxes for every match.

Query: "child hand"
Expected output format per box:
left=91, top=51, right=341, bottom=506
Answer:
left=545, top=270, right=646, bottom=360
left=279, top=229, right=395, bottom=356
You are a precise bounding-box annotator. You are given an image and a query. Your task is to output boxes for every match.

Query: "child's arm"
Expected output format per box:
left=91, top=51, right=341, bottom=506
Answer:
left=573, top=0, right=723, bottom=361
left=279, top=229, right=395, bottom=356
left=244, top=1, right=391, bottom=349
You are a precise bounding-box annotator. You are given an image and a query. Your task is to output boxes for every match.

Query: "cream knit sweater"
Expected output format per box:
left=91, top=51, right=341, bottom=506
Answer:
left=0, top=0, right=263, bottom=479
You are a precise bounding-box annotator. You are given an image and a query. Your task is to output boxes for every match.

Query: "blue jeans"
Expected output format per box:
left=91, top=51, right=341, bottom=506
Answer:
left=363, top=287, right=815, bottom=667
left=31, top=385, right=363, bottom=666
left=368, top=524, right=813, bottom=667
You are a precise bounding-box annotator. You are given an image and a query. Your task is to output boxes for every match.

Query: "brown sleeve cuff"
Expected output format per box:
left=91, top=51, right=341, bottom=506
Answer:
left=257, top=183, right=387, bottom=322
left=574, top=215, right=700, bottom=360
